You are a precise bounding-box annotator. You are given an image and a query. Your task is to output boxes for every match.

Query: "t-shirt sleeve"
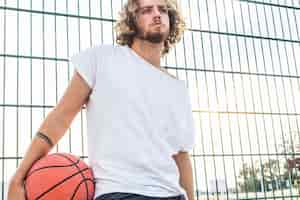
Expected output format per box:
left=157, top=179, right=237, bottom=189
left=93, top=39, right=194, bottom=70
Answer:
left=69, top=47, right=97, bottom=89
left=178, top=88, right=197, bottom=153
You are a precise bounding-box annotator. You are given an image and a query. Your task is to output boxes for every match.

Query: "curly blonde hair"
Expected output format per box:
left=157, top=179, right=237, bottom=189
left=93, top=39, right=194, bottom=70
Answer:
left=114, top=0, right=186, bottom=56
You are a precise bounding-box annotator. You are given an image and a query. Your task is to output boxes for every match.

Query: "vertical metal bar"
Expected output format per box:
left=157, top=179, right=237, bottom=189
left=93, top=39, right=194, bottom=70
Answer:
left=237, top=1, right=267, bottom=199
left=195, top=1, right=213, bottom=199
left=203, top=0, right=221, bottom=198
left=229, top=0, right=250, bottom=198
left=100, top=0, right=104, bottom=44
left=110, top=0, right=114, bottom=45
left=54, top=0, right=59, bottom=153
left=89, top=0, right=93, bottom=46
left=252, top=2, right=279, bottom=199
left=16, top=0, right=19, bottom=168
left=210, top=0, right=230, bottom=199
left=270, top=2, right=295, bottom=198
left=77, top=0, right=84, bottom=158
left=86, top=0, right=93, bottom=158
left=282, top=0, right=300, bottom=144
left=276, top=0, right=297, bottom=161
left=279, top=0, right=300, bottom=196
left=221, top=0, right=241, bottom=199
left=66, top=0, right=72, bottom=154
left=262, top=2, right=287, bottom=198
left=290, top=0, right=300, bottom=162
left=262, top=3, right=282, bottom=199
left=261, top=3, right=283, bottom=199
left=1, top=1, right=6, bottom=198
left=177, top=1, right=188, bottom=86
left=185, top=1, right=199, bottom=199
left=42, top=1, right=46, bottom=159
left=170, top=0, right=180, bottom=79
left=29, top=0, right=33, bottom=145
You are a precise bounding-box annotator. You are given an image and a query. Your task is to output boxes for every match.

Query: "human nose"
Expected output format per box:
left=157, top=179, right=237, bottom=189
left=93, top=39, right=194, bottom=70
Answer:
left=153, top=7, right=161, bottom=18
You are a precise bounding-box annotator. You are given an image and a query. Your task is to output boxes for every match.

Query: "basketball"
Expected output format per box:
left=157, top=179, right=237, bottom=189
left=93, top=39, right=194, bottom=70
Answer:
left=24, top=153, right=95, bottom=200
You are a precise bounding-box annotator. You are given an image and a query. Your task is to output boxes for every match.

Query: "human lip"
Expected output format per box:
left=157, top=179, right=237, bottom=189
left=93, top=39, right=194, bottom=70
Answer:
left=152, top=23, right=162, bottom=27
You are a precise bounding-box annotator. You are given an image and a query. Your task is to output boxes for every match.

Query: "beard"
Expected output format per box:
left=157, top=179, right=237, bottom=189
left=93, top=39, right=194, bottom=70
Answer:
left=136, top=27, right=168, bottom=44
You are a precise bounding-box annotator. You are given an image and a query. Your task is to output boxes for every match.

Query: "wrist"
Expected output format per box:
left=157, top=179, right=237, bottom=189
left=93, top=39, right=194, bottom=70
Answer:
left=11, top=173, right=25, bottom=184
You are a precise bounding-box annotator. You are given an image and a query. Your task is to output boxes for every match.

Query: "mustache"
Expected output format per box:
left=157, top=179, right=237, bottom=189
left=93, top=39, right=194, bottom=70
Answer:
left=151, top=23, right=164, bottom=27
left=152, top=20, right=162, bottom=25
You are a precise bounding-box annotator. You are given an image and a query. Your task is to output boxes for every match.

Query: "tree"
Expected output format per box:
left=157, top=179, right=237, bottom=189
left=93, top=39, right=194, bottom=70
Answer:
left=238, top=159, right=292, bottom=192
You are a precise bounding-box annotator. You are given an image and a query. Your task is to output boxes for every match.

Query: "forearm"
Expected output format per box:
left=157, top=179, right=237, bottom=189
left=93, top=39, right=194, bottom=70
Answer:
left=12, top=109, right=71, bottom=182
left=173, top=152, right=195, bottom=200
left=12, top=136, right=52, bottom=182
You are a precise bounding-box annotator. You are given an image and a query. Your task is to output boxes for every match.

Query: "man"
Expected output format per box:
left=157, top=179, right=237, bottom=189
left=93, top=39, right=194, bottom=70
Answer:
left=8, top=0, right=196, bottom=199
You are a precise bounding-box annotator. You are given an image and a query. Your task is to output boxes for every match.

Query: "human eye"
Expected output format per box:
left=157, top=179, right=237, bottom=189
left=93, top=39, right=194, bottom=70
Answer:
left=141, top=7, right=152, bottom=14
left=159, top=6, right=168, bottom=13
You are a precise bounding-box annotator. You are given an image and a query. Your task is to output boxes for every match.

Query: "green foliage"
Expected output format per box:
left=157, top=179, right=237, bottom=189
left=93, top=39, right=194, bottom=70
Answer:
left=238, top=159, right=299, bottom=193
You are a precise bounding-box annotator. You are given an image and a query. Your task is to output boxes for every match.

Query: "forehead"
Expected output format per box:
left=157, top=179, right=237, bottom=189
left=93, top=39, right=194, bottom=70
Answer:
left=138, top=0, right=167, bottom=7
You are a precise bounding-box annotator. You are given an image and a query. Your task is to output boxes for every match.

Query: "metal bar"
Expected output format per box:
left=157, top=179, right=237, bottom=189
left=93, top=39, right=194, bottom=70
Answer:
left=252, top=1, right=278, bottom=198
left=1, top=0, right=7, bottom=198
left=16, top=0, right=20, bottom=169
left=221, top=0, right=242, bottom=198
left=239, top=0, right=300, bottom=10
left=4, top=152, right=300, bottom=160
left=195, top=0, right=213, bottom=198
left=186, top=0, right=200, bottom=199
left=3, top=54, right=300, bottom=80
left=66, top=0, right=72, bottom=154
left=270, top=1, right=294, bottom=198
left=261, top=1, right=286, bottom=198
left=42, top=0, right=46, bottom=138
left=290, top=0, right=300, bottom=170
left=2, top=104, right=300, bottom=117
left=229, top=0, right=251, bottom=197
left=76, top=0, right=84, bottom=159
left=203, top=0, right=225, bottom=198
left=211, top=0, right=231, bottom=199
left=277, top=0, right=300, bottom=196
left=238, top=1, right=270, bottom=198
left=54, top=0, right=59, bottom=153
left=29, top=0, right=33, bottom=144
left=1, top=6, right=300, bottom=44
left=0, top=6, right=114, bottom=22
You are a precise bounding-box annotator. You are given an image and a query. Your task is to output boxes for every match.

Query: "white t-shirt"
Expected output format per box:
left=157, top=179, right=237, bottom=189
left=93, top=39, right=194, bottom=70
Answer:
left=69, top=44, right=196, bottom=199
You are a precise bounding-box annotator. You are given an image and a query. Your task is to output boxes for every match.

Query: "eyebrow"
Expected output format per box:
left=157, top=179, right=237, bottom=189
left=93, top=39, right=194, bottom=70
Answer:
left=139, top=5, right=167, bottom=10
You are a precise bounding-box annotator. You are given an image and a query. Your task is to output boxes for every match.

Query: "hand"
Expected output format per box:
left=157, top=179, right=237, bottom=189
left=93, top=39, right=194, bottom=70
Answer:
left=7, top=177, right=26, bottom=200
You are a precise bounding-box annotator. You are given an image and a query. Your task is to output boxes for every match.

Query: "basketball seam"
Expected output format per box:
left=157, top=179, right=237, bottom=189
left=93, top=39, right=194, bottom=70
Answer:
left=24, top=159, right=81, bottom=179
left=35, top=167, right=90, bottom=200
left=25, top=153, right=93, bottom=200
left=24, top=154, right=82, bottom=199
left=55, top=153, right=90, bottom=200
left=70, top=178, right=94, bottom=200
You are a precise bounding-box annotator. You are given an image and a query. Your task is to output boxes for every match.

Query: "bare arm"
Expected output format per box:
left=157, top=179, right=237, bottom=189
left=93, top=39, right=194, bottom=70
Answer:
left=173, top=151, right=195, bottom=200
left=9, top=71, right=91, bottom=185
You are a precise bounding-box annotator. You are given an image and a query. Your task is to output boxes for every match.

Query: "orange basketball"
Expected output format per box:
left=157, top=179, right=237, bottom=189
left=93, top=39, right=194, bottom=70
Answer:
left=24, top=153, right=95, bottom=200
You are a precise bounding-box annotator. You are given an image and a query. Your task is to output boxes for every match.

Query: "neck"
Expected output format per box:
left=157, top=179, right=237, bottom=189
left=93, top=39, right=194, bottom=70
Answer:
left=131, top=38, right=164, bottom=68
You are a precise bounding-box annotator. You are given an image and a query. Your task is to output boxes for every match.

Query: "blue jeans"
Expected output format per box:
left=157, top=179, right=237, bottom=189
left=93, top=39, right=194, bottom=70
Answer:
left=95, top=192, right=186, bottom=200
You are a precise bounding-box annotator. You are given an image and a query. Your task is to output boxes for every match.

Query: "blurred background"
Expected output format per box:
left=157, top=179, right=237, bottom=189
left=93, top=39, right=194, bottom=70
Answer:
left=0, top=0, right=300, bottom=199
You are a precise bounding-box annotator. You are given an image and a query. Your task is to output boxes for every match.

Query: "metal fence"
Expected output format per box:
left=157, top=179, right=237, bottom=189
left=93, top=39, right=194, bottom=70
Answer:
left=1, top=0, right=300, bottom=199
